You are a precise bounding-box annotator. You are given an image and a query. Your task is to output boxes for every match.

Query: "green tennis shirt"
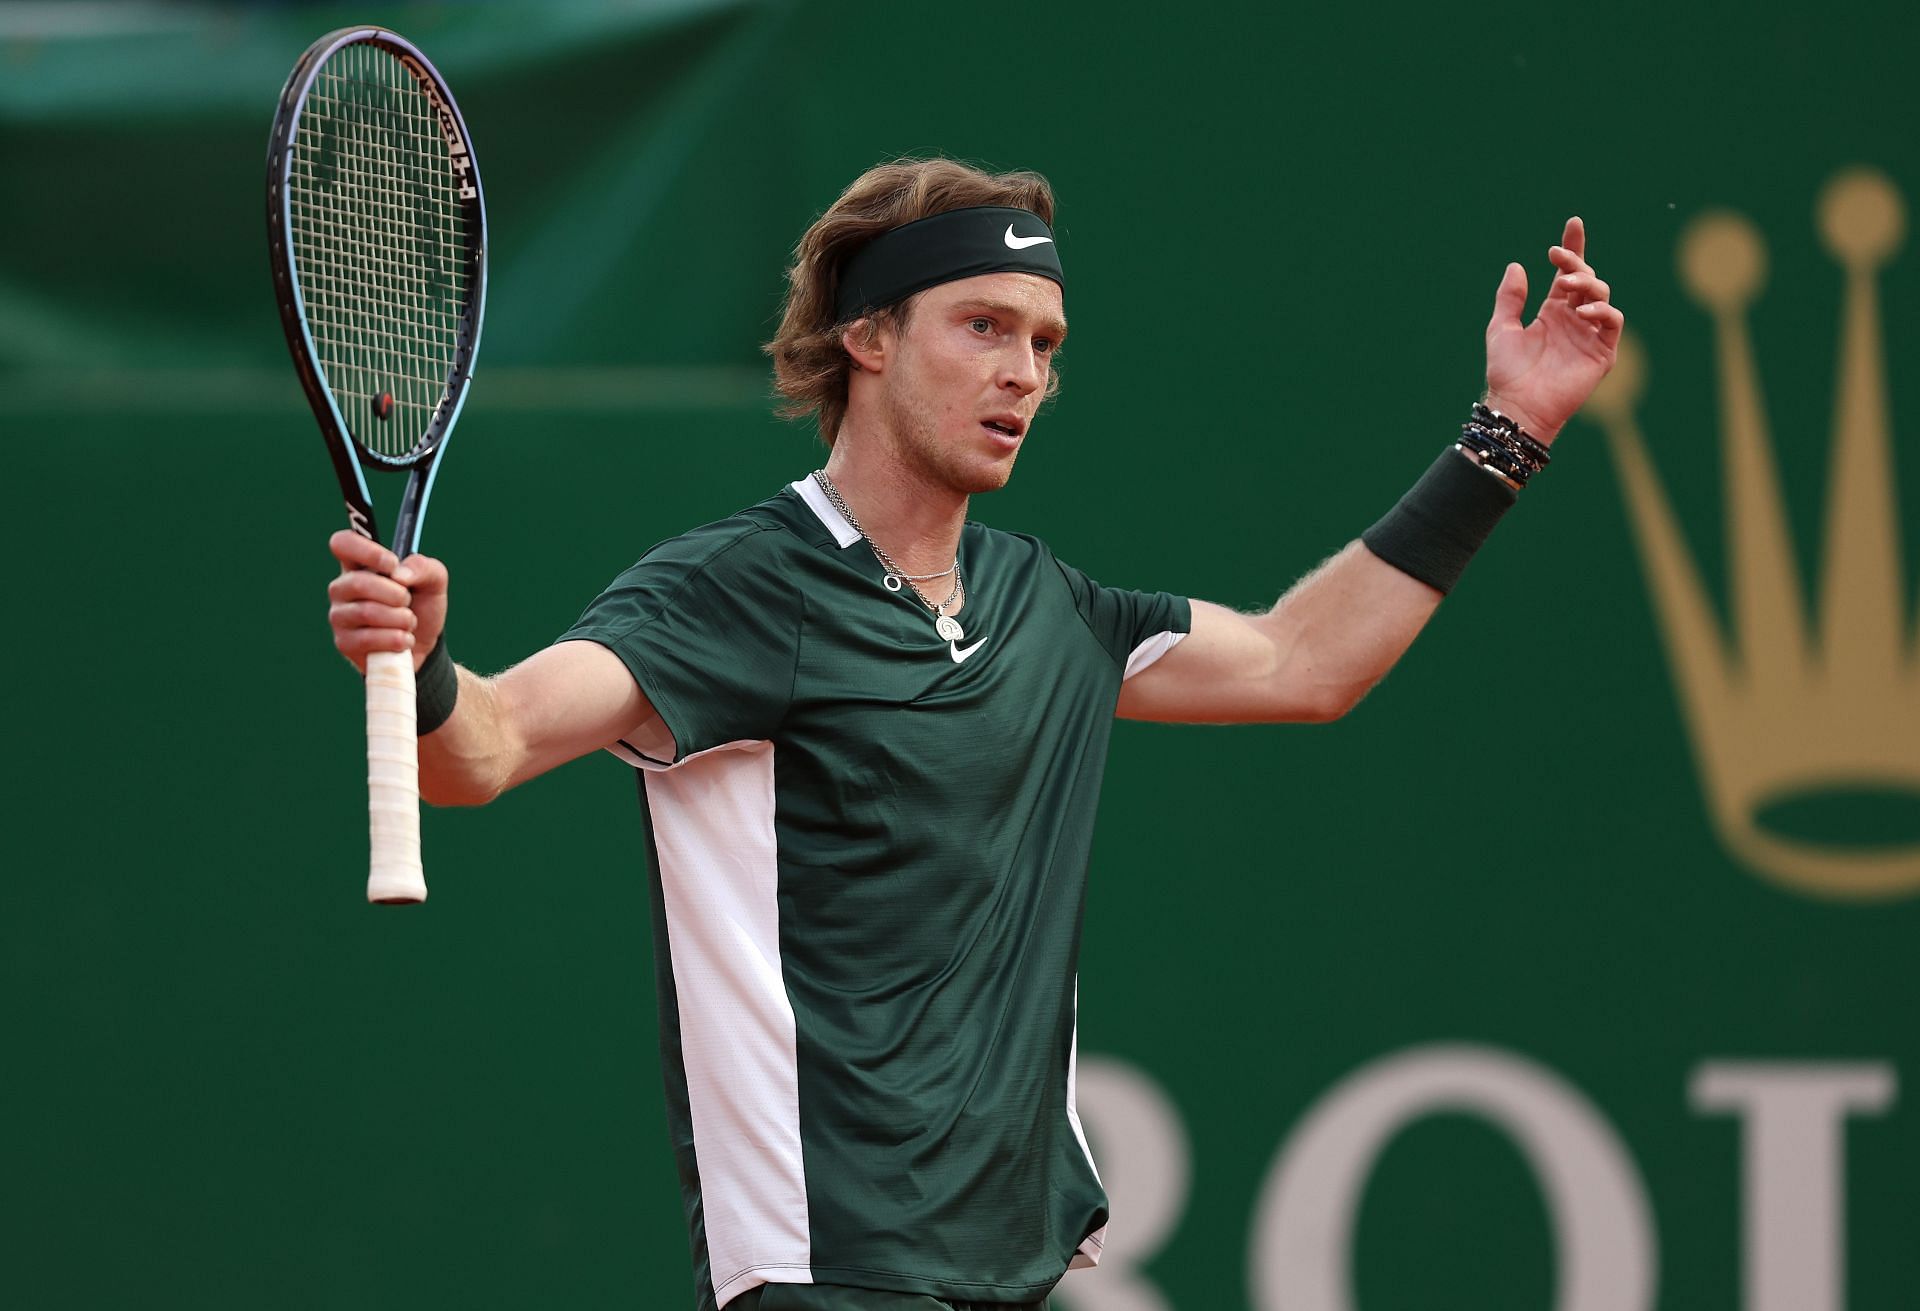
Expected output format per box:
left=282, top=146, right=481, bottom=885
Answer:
left=559, top=478, right=1191, bottom=1310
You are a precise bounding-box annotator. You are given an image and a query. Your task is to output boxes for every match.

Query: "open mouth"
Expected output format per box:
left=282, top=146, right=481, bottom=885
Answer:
left=982, top=419, right=1023, bottom=438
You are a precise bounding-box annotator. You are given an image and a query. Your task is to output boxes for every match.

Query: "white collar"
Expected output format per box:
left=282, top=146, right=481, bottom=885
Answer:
left=791, top=475, right=861, bottom=549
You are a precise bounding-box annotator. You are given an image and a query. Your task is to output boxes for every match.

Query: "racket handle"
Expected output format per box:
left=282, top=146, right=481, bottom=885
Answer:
left=365, top=648, right=427, bottom=904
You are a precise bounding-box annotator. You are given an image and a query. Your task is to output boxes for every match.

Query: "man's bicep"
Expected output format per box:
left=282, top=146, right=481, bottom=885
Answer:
left=1115, top=600, right=1289, bottom=722
left=495, top=638, right=673, bottom=787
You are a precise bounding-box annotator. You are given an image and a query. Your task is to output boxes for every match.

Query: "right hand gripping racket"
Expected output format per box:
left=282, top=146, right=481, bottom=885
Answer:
left=265, top=28, right=488, bottom=903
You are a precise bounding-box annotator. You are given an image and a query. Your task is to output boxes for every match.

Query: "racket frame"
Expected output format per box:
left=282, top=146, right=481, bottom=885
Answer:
left=265, top=25, right=488, bottom=559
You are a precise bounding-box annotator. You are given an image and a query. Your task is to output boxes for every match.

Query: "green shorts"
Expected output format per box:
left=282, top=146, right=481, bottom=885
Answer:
left=727, top=1285, right=1049, bottom=1311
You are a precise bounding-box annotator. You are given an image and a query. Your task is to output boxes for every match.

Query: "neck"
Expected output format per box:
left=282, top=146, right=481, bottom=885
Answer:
left=820, top=430, right=968, bottom=577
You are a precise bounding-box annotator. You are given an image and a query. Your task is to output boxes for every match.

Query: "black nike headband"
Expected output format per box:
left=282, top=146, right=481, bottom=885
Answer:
left=833, top=206, right=1064, bottom=323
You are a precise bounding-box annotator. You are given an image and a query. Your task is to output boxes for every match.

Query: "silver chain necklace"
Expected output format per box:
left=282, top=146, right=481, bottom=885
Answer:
left=812, top=469, right=969, bottom=641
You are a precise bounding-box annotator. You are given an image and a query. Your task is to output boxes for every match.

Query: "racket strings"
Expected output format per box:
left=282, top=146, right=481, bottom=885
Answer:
left=290, top=42, right=472, bottom=461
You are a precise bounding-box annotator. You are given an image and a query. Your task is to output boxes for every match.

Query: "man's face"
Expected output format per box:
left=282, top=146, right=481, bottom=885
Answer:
left=875, top=272, right=1067, bottom=494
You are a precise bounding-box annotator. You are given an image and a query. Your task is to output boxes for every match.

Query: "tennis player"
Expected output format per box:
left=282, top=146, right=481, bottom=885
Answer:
left=325, top=158, right=1620, bottom=1310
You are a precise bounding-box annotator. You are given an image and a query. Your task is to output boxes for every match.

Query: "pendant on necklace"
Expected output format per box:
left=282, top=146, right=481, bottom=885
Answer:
left=935, top=614, right=964, bottom=642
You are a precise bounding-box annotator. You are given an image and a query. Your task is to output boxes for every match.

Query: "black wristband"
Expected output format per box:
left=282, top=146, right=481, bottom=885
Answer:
left=1360, top=448, right=1518, bottom=594
left=415, top=636, right=459, bottom=735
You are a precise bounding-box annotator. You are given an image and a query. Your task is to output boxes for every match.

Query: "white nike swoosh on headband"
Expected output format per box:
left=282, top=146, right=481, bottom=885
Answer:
left=1003, top=225, right=1054, bottom=250
left=950, top=637, right=989, bottom=664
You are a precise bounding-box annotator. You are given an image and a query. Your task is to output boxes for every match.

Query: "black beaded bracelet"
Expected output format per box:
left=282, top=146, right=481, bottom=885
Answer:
left=1468, top=402, right=1553, bottom=476
left=1455, top=429, right=1530, bottom=487
left=415, top=636, right=460, bottom=735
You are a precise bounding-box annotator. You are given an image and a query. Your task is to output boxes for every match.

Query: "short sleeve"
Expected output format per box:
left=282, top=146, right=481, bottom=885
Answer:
left=557, top=520, right=799, bottom=763
left=1052, top=556, right=1192, bottom=680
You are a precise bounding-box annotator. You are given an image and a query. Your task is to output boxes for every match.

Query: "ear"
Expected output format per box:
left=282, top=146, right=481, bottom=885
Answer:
left=841, top=317, right=888, bottom=374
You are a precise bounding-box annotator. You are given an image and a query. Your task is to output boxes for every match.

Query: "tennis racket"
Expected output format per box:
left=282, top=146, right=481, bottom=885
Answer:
left=266, top=27, right=487, bottom=904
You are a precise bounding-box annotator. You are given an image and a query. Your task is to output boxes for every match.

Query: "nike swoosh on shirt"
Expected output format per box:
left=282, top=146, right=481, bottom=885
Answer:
left=1003, top=225, right=1054, bottom=250
left=950, top=638, right=989, bottom=664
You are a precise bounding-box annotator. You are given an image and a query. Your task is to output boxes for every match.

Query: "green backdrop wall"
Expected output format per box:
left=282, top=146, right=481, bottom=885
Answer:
left=5, top=2, right=1918, bottom=1307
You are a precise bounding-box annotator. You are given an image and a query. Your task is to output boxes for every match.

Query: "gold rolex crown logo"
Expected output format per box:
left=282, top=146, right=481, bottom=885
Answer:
left=1588, top=167, right=1920, bottom=899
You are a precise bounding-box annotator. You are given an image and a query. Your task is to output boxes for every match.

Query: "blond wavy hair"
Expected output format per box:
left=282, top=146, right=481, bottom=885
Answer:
left=765, top=158, right=1058, bottom=445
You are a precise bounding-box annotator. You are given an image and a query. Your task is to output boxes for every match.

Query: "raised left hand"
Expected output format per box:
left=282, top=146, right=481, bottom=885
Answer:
left=1483, top=216, right=1623, bottom=445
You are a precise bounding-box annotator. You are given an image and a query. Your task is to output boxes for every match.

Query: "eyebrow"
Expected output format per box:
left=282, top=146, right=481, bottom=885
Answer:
left=953, top=298, right=1069, bottom=343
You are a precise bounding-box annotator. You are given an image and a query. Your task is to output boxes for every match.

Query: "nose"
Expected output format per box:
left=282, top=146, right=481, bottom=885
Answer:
left=999, top=342, right=1043, bottom=397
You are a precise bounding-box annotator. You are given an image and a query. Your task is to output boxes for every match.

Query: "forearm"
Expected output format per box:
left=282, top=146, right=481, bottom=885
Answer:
left=1251, top=442, right=1522, bottom=717
left=416, top=639, right=662, bottom=805
left=1119, top=449, right=1516, bottom=725
left=418, top=665, right=522, bottom=806
left=1249, top=541, right=1443, bottom=720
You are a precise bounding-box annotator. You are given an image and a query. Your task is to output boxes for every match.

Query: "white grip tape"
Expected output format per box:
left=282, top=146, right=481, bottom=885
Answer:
left=365, top=648, right=426, bottom=904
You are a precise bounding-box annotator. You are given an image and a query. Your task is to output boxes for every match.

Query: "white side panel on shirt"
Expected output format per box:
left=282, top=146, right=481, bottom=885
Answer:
left=646, top=741, right=813, bottom=1307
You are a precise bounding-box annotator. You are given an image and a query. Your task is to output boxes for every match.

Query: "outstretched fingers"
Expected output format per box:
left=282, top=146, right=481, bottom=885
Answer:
left=1543, top=217, right=1621, bottom=347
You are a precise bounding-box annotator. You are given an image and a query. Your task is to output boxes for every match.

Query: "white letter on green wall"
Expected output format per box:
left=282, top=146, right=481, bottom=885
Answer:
left=1251, top=1043, right=1655, bottom=1311
left=1691, top=1062, right=1894, bottom=1311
